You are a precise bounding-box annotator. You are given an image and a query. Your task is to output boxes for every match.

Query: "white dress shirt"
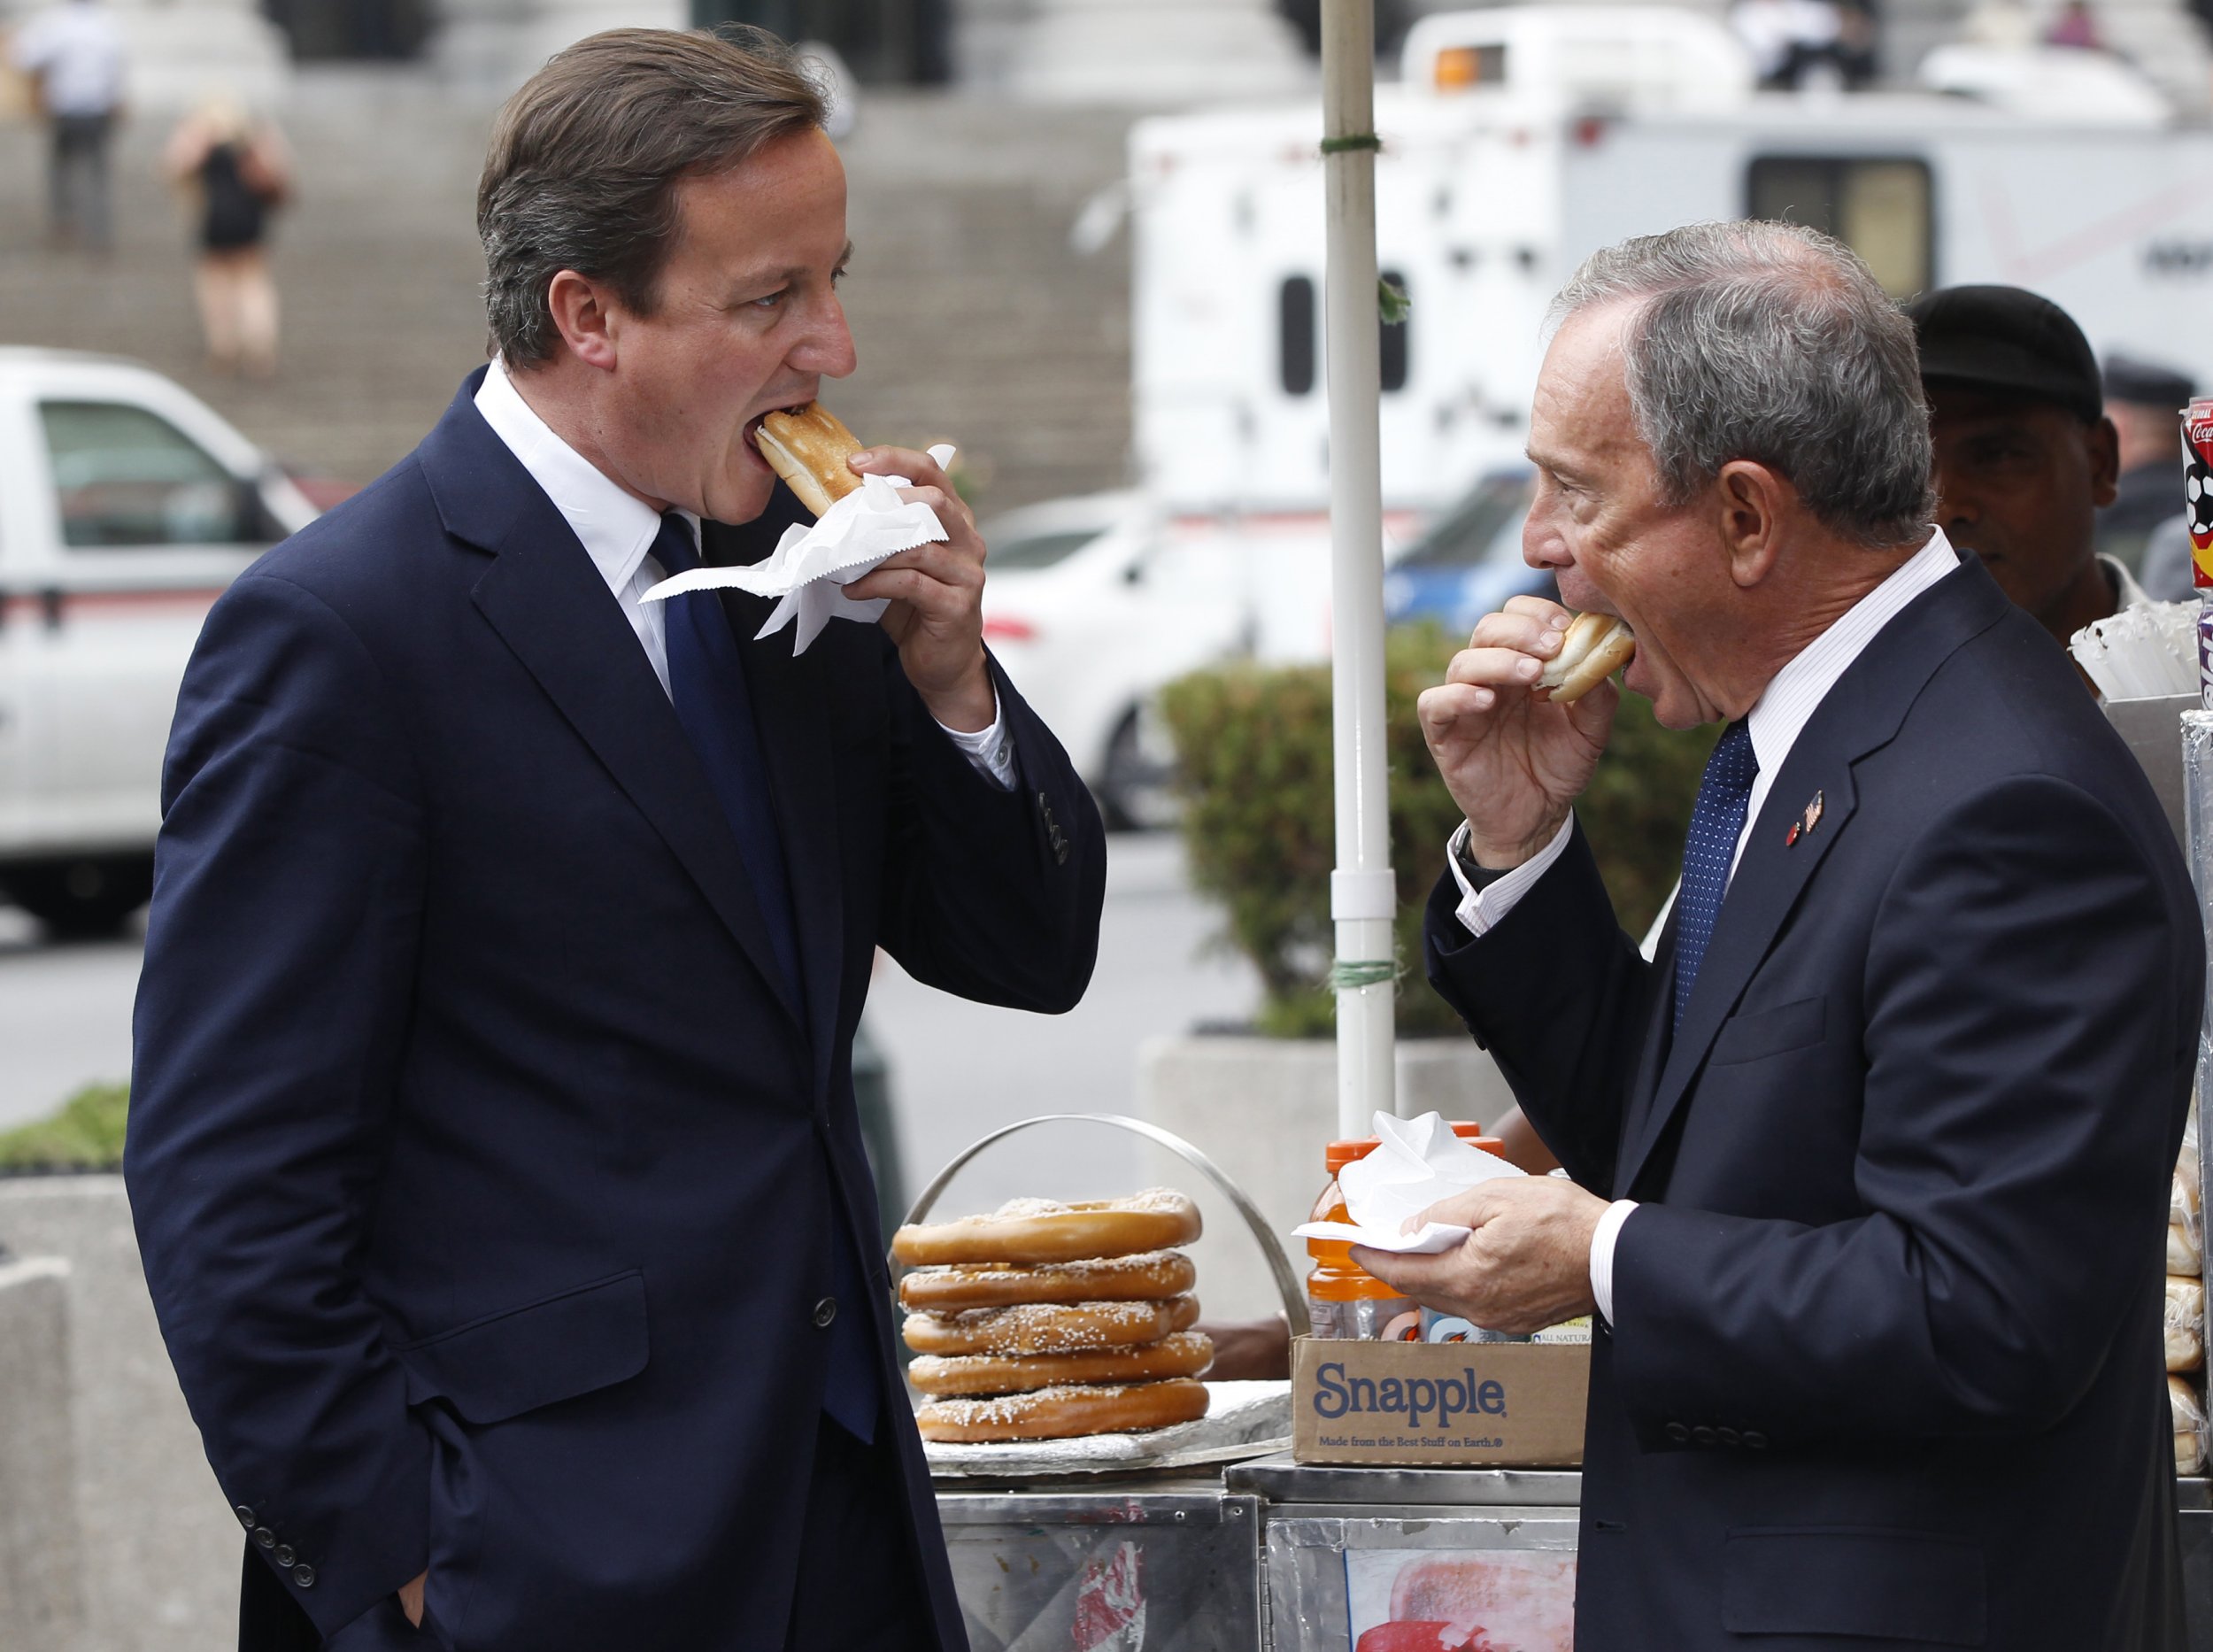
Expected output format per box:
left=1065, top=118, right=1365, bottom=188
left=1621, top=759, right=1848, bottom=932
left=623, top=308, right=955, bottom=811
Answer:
left=12, top=1, right=125, bottom=118
left=1445, top=528, right=1962, bottom=1323
left=472, top=359, right=1015, bottom=788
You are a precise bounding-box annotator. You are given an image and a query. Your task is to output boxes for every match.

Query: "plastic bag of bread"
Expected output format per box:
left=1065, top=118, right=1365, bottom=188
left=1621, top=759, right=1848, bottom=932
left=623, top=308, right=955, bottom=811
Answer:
left=2171, top=1170, right=2201, bottom=1278
left=2179, top=1087, right=2200, bottom=1194
left=2171, top=1375, right=2207, bottom=1475
left=2168, top=1278, right=2205, bottom=1372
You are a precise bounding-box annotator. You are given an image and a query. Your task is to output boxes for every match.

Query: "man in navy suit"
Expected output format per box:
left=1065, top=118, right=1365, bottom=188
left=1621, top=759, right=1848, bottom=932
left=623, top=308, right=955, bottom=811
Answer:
left=1361, top=222, right=2197, bottom=1648
left=125, top=27, right=1104, bottom=1652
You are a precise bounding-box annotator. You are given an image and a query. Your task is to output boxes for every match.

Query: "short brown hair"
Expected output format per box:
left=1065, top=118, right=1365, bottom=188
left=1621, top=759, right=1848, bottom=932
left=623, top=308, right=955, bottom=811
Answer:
left=477, top=26, right=827, bottom=368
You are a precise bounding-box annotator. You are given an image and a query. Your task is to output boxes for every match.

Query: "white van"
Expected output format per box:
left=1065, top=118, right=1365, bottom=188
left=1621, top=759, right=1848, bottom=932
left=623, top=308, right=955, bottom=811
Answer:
left=0, top=348, right=316, bottom=935
left=1128, top=7, right=2213, bottom=516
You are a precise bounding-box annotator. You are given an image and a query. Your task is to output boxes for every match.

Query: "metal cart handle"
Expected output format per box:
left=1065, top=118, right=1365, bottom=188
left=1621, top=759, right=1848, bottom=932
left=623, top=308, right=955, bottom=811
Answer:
left=895, top=1111, right=1312, bottom=1336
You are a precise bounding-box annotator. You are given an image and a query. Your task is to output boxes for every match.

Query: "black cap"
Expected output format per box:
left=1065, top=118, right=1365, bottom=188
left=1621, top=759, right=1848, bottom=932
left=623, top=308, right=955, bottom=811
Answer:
left=1906, top=285, right=2103, bottom=424
left=2102, top=351, right=2195, bottom=411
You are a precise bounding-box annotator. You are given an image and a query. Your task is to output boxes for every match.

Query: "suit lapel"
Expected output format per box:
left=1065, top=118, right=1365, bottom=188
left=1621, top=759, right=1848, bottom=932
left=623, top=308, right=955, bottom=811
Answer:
left=1614, top=551, right=2016, bottom=1196
left=706, top=509, right=846, bottom=1098
left=417, top=378, right=804, bottom=1029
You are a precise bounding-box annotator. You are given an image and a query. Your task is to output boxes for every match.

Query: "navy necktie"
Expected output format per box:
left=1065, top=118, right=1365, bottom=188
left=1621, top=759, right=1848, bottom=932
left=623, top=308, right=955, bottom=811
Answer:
left=650, top=513, right=880, bottom=1442
left=1672, top=720, right=1758, bottom=1032
left=651, top=514, right=804, bottom=1001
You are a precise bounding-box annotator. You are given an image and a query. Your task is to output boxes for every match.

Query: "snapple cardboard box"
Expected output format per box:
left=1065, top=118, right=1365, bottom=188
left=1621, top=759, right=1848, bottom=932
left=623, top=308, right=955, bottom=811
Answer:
left=1291, top=1337, right=1590, bottom=1466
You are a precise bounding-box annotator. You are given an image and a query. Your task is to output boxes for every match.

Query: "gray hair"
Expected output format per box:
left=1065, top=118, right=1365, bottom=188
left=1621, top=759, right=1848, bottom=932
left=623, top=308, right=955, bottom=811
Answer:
left=1550, top=220, right=1932, bottom=547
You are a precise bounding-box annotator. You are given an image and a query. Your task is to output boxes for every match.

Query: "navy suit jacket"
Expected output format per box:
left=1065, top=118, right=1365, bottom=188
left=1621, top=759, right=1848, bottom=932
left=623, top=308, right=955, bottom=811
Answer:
left=126, top=374, right=1106, bottom=1650
left=1425, top=554, right=2198, bottom=1650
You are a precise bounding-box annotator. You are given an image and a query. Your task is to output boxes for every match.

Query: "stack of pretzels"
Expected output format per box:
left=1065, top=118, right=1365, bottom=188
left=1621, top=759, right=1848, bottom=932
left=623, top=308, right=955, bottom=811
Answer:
left=891, top=1190, right=1214, bottom=1442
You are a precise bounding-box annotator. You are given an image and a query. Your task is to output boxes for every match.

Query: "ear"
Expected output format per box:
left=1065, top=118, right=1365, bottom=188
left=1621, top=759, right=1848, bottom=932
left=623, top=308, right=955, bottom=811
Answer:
left=2087, top=415, right=2122, bottom=509
left=1712, top=459, right=1787, bottom=590
left=544, top=270, right=621, bottom=373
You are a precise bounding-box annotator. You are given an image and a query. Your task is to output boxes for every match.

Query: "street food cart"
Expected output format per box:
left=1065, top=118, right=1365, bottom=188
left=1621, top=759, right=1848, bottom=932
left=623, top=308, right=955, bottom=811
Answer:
left=912, top=1, right=2213, bottom=1642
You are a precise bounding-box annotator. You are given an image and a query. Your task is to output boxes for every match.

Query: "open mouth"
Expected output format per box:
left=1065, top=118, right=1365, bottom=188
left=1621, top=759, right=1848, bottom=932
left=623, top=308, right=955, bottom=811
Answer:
left=743, top=403, right=813, bottom=460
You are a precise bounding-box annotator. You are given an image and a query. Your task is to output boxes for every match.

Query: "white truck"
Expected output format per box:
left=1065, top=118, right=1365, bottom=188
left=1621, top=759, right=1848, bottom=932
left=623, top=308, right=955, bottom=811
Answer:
left=0, top=349, right=316, bottom=934
left=1129, top=7, right=2213, bottom=516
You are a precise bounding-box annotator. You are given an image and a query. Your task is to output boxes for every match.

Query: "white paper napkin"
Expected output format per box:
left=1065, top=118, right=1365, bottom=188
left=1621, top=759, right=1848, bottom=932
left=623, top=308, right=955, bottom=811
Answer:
left=642, top=444, right=958, bottom=654
left=1290, top=1110, right=1525, bottom=1254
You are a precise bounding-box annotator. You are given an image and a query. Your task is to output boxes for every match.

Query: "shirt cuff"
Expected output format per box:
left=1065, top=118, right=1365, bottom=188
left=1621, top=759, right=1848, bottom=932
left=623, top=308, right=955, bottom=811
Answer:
left=936, top=691, right=1017, bottom=791
left=1448, top=815, right=1575, bottom=938
left=1589, top=1199, right=1639, bottom=1326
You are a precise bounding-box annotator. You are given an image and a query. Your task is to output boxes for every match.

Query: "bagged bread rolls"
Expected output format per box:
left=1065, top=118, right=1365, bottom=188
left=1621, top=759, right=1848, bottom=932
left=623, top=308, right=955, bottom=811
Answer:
left=2171, top=1170, right=2201, bottom=1278
left=2168, top=1277, right=2204, bottom=1372
left=2172, top=1375, right=2206, bottom=1474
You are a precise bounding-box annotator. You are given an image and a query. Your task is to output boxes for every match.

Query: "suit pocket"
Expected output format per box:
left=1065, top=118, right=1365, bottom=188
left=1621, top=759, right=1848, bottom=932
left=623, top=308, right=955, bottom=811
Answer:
left=1709, top=995, right=1826, bottom=1066
left=1723, top=1526, right=1986, bottom=1644
left=397, top=1270, right=649, bottom=1425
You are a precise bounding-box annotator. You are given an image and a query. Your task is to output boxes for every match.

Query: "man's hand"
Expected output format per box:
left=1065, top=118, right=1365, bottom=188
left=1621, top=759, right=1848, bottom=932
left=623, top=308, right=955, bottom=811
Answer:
left=1353, top=1177, right=1608, bottom=1335
left=399, top=1571, right=426, bottom=1629
left=1417, top=596, right=1620, bottom=868
left=844, top=445, right=995, bottom=733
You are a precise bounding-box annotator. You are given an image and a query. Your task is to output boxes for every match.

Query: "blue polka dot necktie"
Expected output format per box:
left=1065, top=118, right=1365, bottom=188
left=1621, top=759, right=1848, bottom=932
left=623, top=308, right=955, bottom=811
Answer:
left=652, top=513, right=881, bottom=1444
left=1673, top=720, right=1758, bottom=1033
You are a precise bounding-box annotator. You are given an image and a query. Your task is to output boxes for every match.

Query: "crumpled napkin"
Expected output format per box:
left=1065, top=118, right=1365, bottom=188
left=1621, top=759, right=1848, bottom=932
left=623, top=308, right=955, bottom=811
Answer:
left=1290, top=1110, right=1525, bottom=1254
left=642, top=443, right=958, bottom=654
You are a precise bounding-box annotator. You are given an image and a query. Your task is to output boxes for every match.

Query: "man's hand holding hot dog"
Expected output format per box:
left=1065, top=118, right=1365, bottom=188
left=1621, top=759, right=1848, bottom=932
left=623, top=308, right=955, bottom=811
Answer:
left=1416, top=595, right=1627, bottom=869
left=842, top=444, right=998, bottom=735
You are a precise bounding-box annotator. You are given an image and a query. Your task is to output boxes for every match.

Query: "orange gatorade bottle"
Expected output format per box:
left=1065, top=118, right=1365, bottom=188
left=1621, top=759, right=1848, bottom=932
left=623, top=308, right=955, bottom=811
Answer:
left=1306, top=1138, right=1415, bottom=1339
left=1304, top=1127, right=1507, bottom=1340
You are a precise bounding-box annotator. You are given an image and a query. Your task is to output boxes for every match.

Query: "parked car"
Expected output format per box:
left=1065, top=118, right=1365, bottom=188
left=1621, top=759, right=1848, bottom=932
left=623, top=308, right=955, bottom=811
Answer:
left=0, top=348, right=318, bottom=935
left=977, top=490, right=1251, bottom=830
left=1383, top=467, right=1550, bottom=635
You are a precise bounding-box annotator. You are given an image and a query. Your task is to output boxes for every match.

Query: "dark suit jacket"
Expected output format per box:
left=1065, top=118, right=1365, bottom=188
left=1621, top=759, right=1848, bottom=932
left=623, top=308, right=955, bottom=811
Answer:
left=1425, top=554, right=2198, bottom=1650
left=126, top=374, right=1106, bottom=1651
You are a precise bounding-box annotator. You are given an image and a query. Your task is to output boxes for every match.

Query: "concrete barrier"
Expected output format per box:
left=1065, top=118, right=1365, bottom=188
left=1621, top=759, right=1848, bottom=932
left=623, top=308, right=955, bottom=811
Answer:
left=0, top=1177, right=237, bottom=1652
left=0, top=1253, right=85, bottom=1652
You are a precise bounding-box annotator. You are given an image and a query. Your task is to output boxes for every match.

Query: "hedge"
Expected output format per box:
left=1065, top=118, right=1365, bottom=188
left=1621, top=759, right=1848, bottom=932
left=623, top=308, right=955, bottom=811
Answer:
left=1159, top=624, right=1717, bottom=1038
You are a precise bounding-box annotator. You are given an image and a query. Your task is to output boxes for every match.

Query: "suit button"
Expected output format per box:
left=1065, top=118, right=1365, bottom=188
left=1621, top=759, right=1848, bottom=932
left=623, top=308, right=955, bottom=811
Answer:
left=235, top=1505, right=256, bottom=1529
left=274, top=1546, right=296, bottom=1567
left=1692, top=1426, right=1717, bottom=1447
left=1716, top=1427, right=1741, bottom=1448
left=813, top=1296, right=837, bottom=1328
left=254, top=1527, right=276, bottom=1549
left=292, top=1564, right=316, bottom=1589
left=1743, top=1431, right=1770, bottom=1450
left=1665, top=1422, right=1689, bottom=1443
left=1053, top=839, right=1069, bottom=866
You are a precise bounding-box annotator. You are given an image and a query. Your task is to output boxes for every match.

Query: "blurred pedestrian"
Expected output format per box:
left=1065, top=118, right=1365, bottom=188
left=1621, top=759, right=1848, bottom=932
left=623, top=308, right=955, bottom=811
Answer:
left=9, top=0, right=126, bottom=252
left=2046, top=0, right=2108, bottom=48
left=1730, top=0, right=1848, bottom=88
left=1908, top=285, right=2140, bottom=668
left=164, top=96, right=291, bottom=379
left=2100, top=352, right=2194, bottom=572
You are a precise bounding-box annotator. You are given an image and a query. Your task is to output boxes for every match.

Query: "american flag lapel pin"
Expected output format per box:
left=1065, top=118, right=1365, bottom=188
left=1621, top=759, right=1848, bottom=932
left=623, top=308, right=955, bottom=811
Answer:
left=1785, top=790, right=1824, bottom=847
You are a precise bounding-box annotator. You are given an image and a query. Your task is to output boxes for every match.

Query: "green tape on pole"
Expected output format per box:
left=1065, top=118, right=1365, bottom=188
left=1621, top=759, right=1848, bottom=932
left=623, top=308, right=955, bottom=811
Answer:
left=1329, top=958, right=1399, bottom=991
left=1320, top=132, right=1383, bottom=155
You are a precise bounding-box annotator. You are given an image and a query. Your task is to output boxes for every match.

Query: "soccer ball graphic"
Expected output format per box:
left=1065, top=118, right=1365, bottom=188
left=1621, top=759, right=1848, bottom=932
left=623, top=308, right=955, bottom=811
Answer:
left=2190, top=459, right=2213, bottom=544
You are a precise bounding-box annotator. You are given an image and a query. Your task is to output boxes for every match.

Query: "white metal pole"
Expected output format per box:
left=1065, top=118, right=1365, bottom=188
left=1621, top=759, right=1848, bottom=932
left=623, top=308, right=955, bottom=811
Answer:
left=1322, top=0, right=1397, bottom=1138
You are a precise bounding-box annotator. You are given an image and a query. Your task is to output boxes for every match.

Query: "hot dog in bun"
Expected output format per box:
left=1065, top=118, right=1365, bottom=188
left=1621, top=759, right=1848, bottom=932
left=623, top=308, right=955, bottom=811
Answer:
left=753, top=402, right=865, bottom=517
left=1537, top=612, right=1636, bottom=704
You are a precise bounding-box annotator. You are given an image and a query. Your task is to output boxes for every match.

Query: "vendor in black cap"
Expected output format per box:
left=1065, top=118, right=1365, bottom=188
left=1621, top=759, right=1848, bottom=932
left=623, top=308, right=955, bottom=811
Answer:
left=2101, top=351, right=2196, bottom=571
left=1908, top=284, right=2146, bottom=674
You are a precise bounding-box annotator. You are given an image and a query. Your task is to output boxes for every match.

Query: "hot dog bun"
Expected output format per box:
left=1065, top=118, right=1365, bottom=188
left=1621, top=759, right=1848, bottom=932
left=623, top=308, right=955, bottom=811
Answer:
left=755, top=402, right=864, bottom=517
left=1537, top=612, right=1636, bottom=704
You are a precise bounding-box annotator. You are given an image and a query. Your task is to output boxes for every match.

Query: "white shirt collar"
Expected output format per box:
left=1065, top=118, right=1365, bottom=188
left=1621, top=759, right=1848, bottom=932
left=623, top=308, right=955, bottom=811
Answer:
left=473, top=357, right=699, bottom=594
left=1744, top=527, right=1960, bottom=782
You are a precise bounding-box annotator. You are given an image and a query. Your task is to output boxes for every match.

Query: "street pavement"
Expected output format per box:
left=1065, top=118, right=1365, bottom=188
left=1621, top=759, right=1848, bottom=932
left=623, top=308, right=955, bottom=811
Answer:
left=0, top=833, right=1261, bottom=1195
